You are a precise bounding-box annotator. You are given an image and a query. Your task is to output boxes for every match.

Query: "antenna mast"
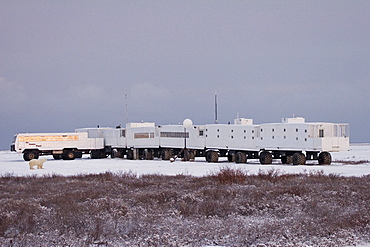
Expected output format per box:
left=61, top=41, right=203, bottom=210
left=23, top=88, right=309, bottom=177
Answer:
left=215, top=91, right=218, bottom=124
left=125, top=89, right=128, bottom=125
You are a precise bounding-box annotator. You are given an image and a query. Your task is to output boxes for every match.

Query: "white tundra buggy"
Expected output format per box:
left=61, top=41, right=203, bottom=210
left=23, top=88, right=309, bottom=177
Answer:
left=11, top=132, right=105, bottom=161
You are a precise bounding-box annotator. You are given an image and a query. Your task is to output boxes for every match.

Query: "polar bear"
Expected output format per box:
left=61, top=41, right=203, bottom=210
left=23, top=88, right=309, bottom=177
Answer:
left=29, top=159, right=47, bottom=170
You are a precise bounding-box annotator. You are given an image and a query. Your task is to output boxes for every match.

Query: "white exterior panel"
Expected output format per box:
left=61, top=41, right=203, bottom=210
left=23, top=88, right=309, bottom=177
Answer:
left=257, top=119, right=349, bottom=152
left=205, top=124, right=258, bottom=151
left=126, top=123, right=159, bottom=148
left=76, top=128, right=127, bottom=148
left=187, top=125, right=206, bottom=150
left=158, top=125, right=187, bottom=149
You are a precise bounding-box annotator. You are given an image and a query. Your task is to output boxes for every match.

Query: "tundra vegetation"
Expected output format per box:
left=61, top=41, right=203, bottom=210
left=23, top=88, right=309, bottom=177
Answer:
left=0, top=168, right=369, bottom=246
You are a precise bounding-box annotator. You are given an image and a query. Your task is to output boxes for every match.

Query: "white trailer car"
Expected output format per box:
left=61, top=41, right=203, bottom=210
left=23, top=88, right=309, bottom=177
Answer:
left=11, top=116, right=349, bottom=165
left=204, top=117, right=350, bottom=165
left=75, top=127, right=126, bottom=159
left=11, top=132, right=105, bottom=161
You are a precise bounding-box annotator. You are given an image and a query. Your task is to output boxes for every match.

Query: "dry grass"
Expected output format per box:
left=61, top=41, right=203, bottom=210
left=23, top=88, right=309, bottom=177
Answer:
left=0, top=169, right=369, bottom=246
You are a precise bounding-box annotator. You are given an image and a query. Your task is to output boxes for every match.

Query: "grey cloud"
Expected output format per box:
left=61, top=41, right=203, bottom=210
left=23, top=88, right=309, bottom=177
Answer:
left=1, top=1, right=370, bottom=149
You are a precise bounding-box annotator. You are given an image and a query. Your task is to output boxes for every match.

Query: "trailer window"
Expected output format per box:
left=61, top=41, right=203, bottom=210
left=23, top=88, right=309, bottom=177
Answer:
left=199, top=130, right=204, bottom=136
left=134, top=133, right=155, bottom=138
left=319, top=129, right=324, bottom=138
left=120, top=130, right=126, bottom=137
left=160, top=132, right=188, bottom=138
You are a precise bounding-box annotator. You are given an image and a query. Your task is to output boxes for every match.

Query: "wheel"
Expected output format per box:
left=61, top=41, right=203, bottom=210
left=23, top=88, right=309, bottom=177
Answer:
left=206, top=151, right=218, bottom=163
left=235, top=152, right=247, bottom=163
left=281, top=155, right=293, bottom=164
left=111, top=149, right=118, bottom=158
left=23, top=150, right=39, bottom=161
left=318, top=152, right=332, bottom=165
left=228, top=152, right=235, bottom=162
left=161, top=149, right=172, bottom=160
left=182, top=149, right=190, bottom=161
left=293, top=152, right=306, bottom=165
left=144, top=149, right=154, bottom=160
left=126, top=149, right=134, bottom=160
left=259, top=151, right=272, bottom=164
left=53, top=154, right=63, bottom=160
left=189, top=150, right=195, bottom=161
left=63, top=150, right=75, bottom=160
left=111, top=149, right=125, bottom=158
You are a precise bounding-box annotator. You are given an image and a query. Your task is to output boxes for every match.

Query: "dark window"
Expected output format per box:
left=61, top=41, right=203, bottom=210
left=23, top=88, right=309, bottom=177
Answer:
left=160, top=132, right=188, bottom=138
left=319, top=129, right=324, bottom=138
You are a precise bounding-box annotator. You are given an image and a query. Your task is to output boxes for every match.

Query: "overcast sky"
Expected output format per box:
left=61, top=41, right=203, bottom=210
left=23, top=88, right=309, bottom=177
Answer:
left=1, top=1, right=370, bottom=150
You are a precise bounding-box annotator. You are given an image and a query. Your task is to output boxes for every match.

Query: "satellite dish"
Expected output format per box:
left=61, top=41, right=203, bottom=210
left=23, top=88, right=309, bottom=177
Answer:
left=183, top=119, right=193, bottom=129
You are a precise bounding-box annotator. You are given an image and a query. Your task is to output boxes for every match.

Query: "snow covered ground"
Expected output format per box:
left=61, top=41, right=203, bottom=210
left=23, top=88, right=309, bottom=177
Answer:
left=1, top=144, right=369, bottom=177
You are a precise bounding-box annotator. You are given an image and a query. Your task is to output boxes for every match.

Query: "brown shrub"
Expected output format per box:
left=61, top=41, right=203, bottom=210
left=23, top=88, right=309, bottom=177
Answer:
left=0, top=169, right=369, bottom=246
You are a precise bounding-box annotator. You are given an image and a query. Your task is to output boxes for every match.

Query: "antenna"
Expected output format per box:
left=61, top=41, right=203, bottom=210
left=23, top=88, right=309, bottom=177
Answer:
left=125, top=89, right=128, bottom=125
left=215, top=91, right=218, bottom=124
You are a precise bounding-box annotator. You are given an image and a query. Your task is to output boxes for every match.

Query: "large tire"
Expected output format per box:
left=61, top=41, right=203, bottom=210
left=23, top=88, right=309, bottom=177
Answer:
left=235, top=152, right=247, bottom=163
left=126, top=149, right=134, bottom=160
left=318, top=152, right=332, bottom=165
left=293, top=152, right=306, bottom=165
left=281, top=155, right=293, bottom=164
left=23, top=150, right=39, bottom=161
left=161, top=149, right=172, bottom=160
left=63, top=150, right=75, bottom=160
left=111, top=149, right=118, bottom=158
left=144, top=149, right=154, bottom=160
left=189, top=150, right=195, bottom=161
left=259, top=151, right=272, bottom=164
left=182, top=149, right=190, bottom=161
left=206, top=151, right=219, bottom=163
left=111, top=149, right=125, bottom=158
left=228, top=152, right=235, bottom=162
